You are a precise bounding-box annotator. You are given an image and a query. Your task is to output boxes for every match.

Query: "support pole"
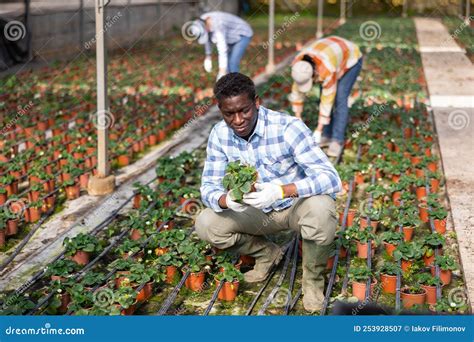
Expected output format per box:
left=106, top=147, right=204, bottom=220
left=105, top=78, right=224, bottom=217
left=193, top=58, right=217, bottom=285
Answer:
left=466, top=0, right=471, bottom=25
left=340, top=0, right=346, bottom=25
left=88, top=0, right=115, bottom=196
left=265, top=0, right=275, bottom=74
left=402, top=0, right=408, bottom=18
left=316, top=0, right=323, bottom=39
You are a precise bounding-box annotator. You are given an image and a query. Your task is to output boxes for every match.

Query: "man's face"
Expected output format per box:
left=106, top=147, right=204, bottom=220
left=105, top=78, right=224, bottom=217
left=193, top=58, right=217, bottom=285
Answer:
left=218, top=94, right=259, bottom=138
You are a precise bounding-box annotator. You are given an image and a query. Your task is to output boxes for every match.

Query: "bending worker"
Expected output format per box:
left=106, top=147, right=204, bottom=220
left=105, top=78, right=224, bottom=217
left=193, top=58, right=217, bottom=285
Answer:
left=190, top=11, right=253, bottom=80
left=289, top=36, right=362, bottom=157
left=196, top=73, right=341, bottom=312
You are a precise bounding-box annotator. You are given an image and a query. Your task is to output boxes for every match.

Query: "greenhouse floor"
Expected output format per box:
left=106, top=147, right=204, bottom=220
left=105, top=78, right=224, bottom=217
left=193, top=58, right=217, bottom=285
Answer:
left=415, top=17, right=474, bottom=312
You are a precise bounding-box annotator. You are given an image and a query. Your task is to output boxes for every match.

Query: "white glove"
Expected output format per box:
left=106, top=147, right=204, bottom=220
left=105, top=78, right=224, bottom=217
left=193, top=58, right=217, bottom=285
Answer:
left=225, top=192, right=247, bottom=212
left=204, top=56, right=212, bottom=73
left=242, top=183, right=284, bottom=210
left=312, top=130, right=322, bottom=144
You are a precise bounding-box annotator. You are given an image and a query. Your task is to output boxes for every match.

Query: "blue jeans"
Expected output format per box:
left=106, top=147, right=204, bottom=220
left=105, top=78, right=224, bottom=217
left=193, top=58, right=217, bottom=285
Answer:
left=322, top=57, right=363, bottom=143
left=227, top=35, right=252, bottom=73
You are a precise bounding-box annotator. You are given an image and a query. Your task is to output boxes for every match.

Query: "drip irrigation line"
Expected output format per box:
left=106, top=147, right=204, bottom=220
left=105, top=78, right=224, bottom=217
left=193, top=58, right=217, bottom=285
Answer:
left=364, top=169, right=376, bottom=301
left=156, top=270, right=190, bottom=316
left=288, top=288, right=302, bottom=312
left=257, top=237, right=297, bottom=315
left=284, top=234, right=300, bottom=315
left=203, top=255, right=241, bottom=316
left=425, top=176, right=441, bottom=300
left=395, top=201, right=404, bottom=311
left=245, top=240, right=294, bottom=316
left=320, top=144, right=362, bottom=315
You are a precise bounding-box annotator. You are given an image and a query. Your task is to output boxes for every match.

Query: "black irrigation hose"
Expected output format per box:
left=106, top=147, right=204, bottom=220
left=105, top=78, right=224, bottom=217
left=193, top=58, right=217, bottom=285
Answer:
left=245, top=241, right=294, bottom=316
left=288, top=288, right=302, bottom=312
left=395, top=201, right=404, bottom=311
left=257, top=236, right=297, bottom=315
left=0, top=209, right=54, bottom=273
left=320, top=144, right=362, bottom=315
left=425, top=177, right=441, bottom=300
left=156, top=270, right=191, bottom=316
left=364, top=170, right=376, bottom=301
left=284, top=234, right=300, bottom=315
left=203, top=255, right=241, bottom=316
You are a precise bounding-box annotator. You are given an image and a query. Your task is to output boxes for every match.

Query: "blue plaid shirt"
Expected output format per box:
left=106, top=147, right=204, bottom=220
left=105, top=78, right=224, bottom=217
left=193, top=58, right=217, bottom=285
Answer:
left=201, top=106, right=341, bottom=213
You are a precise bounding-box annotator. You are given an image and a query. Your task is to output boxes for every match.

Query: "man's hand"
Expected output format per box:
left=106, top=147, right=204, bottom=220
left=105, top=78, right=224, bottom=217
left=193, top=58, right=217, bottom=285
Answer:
left=243, top=183, right=284, bottom=210
left=204, top=56, right=212, bottom=73
left=224, top=192, right=247, bottom=212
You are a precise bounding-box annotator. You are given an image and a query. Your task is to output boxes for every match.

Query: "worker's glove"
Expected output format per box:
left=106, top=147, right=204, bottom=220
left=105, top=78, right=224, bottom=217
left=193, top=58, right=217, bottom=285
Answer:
left=312, top=130, right=322, bottom=144
left=243, top=183, right=284, bottom=210
left=225, top=192, right=247, bottom=212
left=204, top=56, right=212, bottom=73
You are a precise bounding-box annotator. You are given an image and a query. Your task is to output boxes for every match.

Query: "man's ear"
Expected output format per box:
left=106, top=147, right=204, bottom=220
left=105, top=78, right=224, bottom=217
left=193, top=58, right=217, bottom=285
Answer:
left=255, top=96, right=261, bottom=109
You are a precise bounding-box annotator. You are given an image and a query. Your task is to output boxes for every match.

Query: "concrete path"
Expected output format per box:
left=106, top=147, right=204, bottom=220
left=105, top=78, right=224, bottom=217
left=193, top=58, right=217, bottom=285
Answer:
left=415, top=17, right=474, bottom=312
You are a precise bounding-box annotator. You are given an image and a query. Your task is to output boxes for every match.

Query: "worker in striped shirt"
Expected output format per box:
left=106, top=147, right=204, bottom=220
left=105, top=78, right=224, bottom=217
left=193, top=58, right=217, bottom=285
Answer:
left=188, top=11, right=253, bottom=80
left=289, top=36, right=363, bottom=157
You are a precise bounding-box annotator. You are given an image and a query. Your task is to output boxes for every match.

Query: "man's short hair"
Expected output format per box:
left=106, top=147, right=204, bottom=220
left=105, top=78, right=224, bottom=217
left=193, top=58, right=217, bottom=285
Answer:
left=213, top=72, right=256, bottom=102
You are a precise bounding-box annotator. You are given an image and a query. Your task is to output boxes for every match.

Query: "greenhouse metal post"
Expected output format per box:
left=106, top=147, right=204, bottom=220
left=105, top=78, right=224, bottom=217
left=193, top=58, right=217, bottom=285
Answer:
left=316, top=0, right=323, bottom=38
left=340, top=0, right=346, bottom=25
left=266, top=0, right=275, bottom=73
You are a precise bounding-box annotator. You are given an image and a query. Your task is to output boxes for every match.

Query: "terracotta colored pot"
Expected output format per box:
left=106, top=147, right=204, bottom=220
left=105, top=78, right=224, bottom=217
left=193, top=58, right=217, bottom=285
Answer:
left=415, top=168, right=425, bottom=178
left=117, top=155, right=130, bottom=167
left=416, top=186, right=427, bottom=201
left=430, top=178, right=440, bottom=193
left=392, top=174, right=400, bottom=183
left=165, top=266, right=178, bottom=284
left=71, top=250, right=90, bottom=265
left=58, top=292, right=71, bottom=314
left=339, top=247, right=348, bottom=259
left=135, top=282, right=153, bottom=302
left=401, top=259, right=413, bottom=273
left=6, top=219, right=18, bottom=236
left=421, top=284, right=438, bottom=305
left=184, top=271, right=206, bottom=292
left=427, top=162, right=437, bottom=172
left=418, top=204, right=429, bottom=223
left=240, top=255, right=256, bottom=267
left=65, top=184, right=80, bottom=200
left=352, top=278, right=378, bottom=301
left=403, top=226, right=414, bottom=242
left=430, top=266, right=452, bottom=285
left=130, top=229, right=142, bottom=241
left=0, top=229, right=5, bottom=247
left=28, top=207, right=41, bottom=223
left=342, top=181, right=356, bottom=193
left=423, top=253, right=435, bottom=266
left=433, top=219, right=446, bottom=234
left=326, top=255, right=335, bottom=270
left=411, top=155, right=422, bottom=165
left=392, top=191, right=401, bottom=206
left=133, top=194, right=142, bottom=209
left=0, top=193, right=7, bottom=205
left=401, top=288, right=426, bottom=309
left=79, top=173, right=89, bottom=190
left=339, top=208, right=356, bottom=227
left=383, top=242, right=397, bottom=257
left=216, top=279, right=239, bottom=301
left=354, top=172, right=364, bottom=185
left=115, top=271, right=131, bottom=288
left=381, top=274, right=397, bottom=294
left=359, top=217, right=378, bottom=232
left=356, top=240, right=375, bottom=259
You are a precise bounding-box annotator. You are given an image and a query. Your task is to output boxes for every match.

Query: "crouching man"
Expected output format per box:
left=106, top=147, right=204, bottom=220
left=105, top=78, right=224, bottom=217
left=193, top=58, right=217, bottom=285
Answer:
left=195, top=73, right=341, bottom=312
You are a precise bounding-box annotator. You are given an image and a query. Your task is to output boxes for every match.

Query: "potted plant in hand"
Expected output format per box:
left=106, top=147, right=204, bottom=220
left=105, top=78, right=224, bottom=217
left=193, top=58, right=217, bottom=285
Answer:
left=381, top=230, right=403, bottom=257
left=222, top=161, right=258, bottom=202
left=432, top=254, right=457, bottom=285
left=63, top=233, right=103, bottom=265
left=393, top=241, right=423, bottom=273
left=378, top=261, right=401, bottom=294
left=416, top=273, right=442, bottom=305
left=215, top=262, right=244, bottom=301
left=349, top=264, right=377, bottom=301
left=422, top=232, right=445, bottom=266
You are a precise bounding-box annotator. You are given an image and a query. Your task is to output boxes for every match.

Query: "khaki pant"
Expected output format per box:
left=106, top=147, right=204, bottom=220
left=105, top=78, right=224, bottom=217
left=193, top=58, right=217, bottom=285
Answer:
left=195, top=195, right=337, bottom=249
